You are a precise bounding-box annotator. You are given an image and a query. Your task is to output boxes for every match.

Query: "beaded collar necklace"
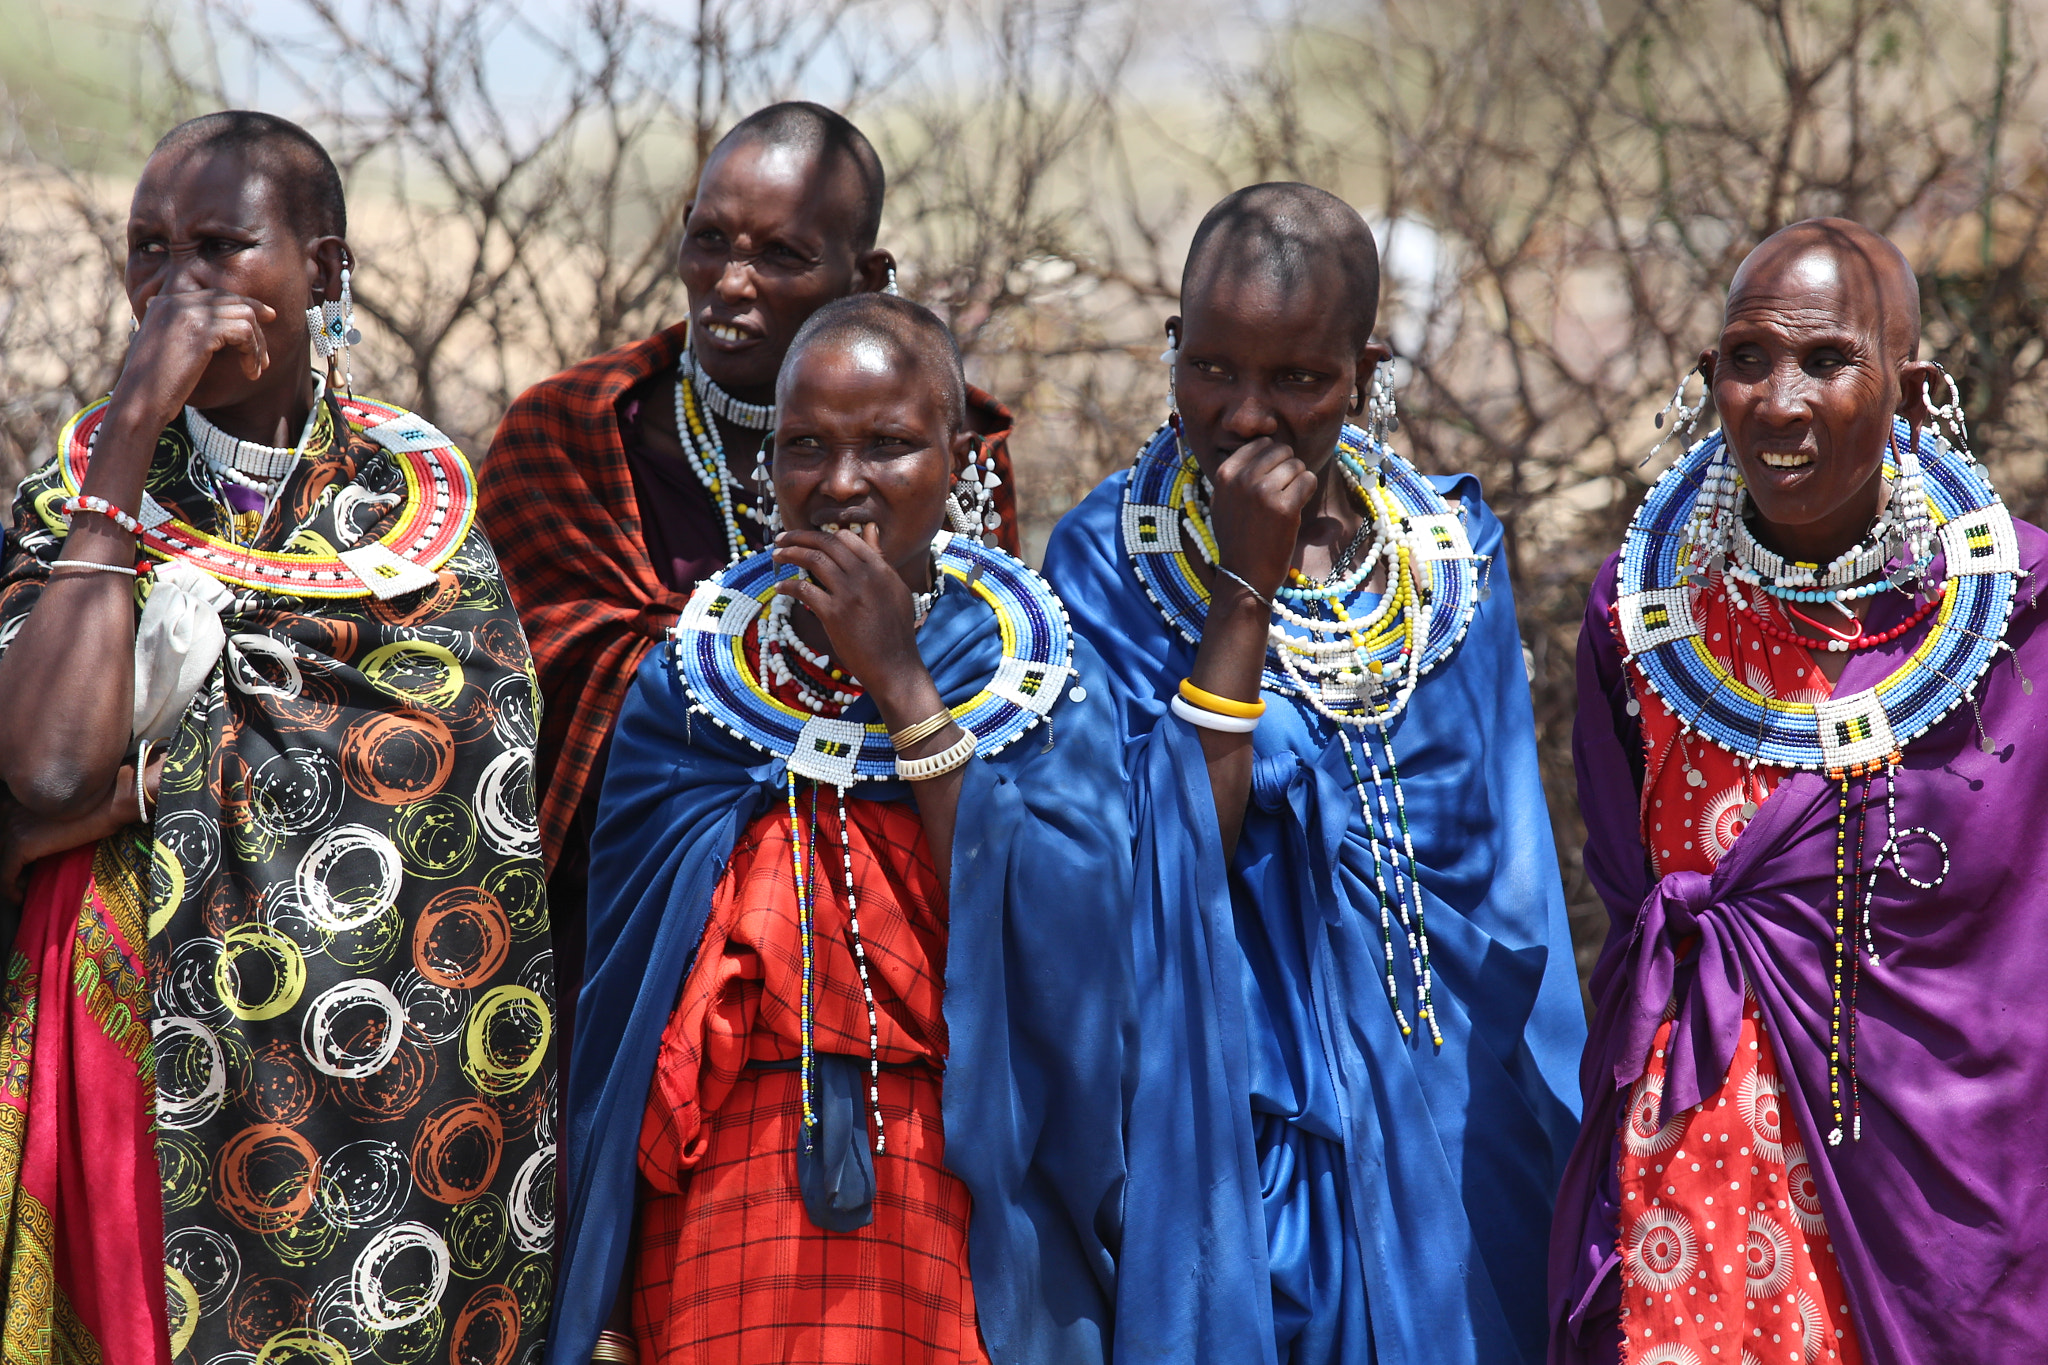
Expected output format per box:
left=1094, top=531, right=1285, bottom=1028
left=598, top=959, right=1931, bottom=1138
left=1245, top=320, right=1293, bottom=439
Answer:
left=1121, top=418, right=1487, bottom=1046
left=674, top=529, right=1077, bottom=1157
left=1120, top=420, right=1483, bottom=731
left=1618, top=424, right=2018, bottom=776
left=671, top=529, right=1076, bottom=785
left=1619, top=420, right=2022, bottom=1144
left=51, top=394, right=474, bottom=599
left=676, top=343, right=777, bottom=564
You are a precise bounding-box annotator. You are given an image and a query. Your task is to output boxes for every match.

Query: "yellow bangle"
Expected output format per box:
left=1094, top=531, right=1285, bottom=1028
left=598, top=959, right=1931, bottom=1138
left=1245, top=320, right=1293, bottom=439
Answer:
left=1178, top=678, right=1267, bottom=719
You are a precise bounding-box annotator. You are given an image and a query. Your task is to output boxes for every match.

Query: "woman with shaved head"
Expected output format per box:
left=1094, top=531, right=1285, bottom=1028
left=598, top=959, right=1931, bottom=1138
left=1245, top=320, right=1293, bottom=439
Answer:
left=550, top=294, right=1131, bottom=1365
left=0, top=112, right=552, bottom=1360
left=1044, top=184, right=1585, bottom=1364
left=1554, top=218, right=2048, bottom=1363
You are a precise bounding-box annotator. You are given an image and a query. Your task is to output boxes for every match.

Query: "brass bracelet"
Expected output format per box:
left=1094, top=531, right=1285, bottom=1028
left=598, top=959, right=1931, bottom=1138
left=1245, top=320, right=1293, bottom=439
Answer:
left=590, top=1330, right=639, bottom=1364
left=888, top=708, right=954, bottom=752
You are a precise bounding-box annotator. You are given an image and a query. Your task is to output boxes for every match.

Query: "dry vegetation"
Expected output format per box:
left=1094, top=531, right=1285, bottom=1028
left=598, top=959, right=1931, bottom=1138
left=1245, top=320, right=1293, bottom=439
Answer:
left=6, top=0, right=2047, bottom=987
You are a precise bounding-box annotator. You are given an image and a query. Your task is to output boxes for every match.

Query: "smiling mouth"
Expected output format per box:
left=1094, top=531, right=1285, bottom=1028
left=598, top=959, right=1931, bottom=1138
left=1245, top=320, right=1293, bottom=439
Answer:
left=701, top=320, right=754, bottom=344
left=1757, top=450, right=1813, bottom=469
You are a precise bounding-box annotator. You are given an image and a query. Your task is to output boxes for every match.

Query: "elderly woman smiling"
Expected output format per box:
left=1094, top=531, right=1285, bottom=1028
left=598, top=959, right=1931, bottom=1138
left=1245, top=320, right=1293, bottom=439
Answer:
left=1554, top=219, right=2048, bottom=1364
left=553, top=294, right=1133, bottom=1365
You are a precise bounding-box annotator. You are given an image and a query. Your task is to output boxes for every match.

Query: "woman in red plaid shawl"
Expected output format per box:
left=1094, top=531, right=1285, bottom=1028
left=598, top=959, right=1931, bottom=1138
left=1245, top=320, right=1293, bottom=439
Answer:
left=478, top=103, right=1020, bottom=1057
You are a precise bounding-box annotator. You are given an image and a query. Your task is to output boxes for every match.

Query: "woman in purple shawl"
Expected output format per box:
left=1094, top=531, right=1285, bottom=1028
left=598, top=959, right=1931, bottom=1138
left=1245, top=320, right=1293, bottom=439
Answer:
left=1552, top=217, right=2048, bottom=1365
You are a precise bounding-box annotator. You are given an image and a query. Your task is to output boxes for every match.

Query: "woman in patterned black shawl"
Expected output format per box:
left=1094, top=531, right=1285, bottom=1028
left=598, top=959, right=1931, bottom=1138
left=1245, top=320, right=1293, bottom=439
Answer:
left=0, top=111, right=554, bottom=1362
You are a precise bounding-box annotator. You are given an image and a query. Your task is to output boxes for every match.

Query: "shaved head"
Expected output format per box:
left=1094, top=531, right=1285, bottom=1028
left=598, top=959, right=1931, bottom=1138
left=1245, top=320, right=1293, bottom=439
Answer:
left=709, top=101, right=885, bottom=251
left=1729, top=217, right=1920, bottom=363
left=781, top=293, right=966, bottom=429
left=1183, top=183, right=1381, bottom=348
left=152, top=110, right=346, bottom=243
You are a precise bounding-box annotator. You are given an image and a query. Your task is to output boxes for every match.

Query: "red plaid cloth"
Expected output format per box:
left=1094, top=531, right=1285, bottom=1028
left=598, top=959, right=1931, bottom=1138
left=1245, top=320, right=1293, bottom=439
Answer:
left=479, top=324, right=1020, bottom=873
left=633, top=793, right=986, bottom=1363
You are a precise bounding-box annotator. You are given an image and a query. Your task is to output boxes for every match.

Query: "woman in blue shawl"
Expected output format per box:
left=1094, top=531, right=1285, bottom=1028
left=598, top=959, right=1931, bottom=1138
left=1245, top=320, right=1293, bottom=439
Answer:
left=550, top=294, right=1131, bottom=1364
left=1042, top=183, right=1585, bottom=1364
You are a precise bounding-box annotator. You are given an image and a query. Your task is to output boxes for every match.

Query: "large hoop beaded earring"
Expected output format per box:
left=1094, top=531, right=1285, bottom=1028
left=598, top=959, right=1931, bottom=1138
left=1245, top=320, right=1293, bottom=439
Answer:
left=946, top=435, right=1001, bottom=544
left=1364, top=360, right=1399, bottom=469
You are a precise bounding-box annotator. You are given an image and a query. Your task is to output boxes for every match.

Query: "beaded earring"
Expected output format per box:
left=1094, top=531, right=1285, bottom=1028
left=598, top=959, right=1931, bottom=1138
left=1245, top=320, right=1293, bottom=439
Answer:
left=1364, top=361, right=1399, bottom=469
left=1922, top=361, right=1976, bottom=466
left=306, top=259, right=360, bottom=396
left=884, top=263, right=901, bottom=297
left=1887, top=427, right=1935, bottom=577
left=945, top=436, right=1001, bottom=543
left=754, top=435, right=781, bottom=534
left=1642, top=364, right=1707, bottom=468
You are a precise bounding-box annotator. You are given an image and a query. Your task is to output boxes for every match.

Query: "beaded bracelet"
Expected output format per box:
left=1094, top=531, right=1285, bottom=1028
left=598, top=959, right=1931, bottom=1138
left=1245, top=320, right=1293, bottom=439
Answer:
left=58, top=494, right=143, bottom=536
left=1178, top=677, right=1267, bottom=719
left=895, top=729, right=977, bottom=781
left=888, top=709, right=956, bottom=751
left=1170, top=692, right=1261, bottom=733
left=50, top=558, right=139, bottom=578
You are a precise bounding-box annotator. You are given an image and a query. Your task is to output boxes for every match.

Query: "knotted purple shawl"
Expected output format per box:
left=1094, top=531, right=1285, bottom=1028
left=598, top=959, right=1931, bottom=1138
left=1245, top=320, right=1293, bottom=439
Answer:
left=1551, top=527, right=2048, bottom=1365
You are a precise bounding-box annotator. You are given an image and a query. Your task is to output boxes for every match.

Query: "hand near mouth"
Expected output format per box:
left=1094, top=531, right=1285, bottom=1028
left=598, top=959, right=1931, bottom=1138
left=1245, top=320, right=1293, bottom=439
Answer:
left=770, top=523, right=934, bottom=717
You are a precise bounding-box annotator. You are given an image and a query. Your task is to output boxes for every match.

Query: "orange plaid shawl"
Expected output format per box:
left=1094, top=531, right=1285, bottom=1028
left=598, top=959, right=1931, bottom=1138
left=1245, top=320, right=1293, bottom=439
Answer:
left=479, top=322, right=1019, bottom=871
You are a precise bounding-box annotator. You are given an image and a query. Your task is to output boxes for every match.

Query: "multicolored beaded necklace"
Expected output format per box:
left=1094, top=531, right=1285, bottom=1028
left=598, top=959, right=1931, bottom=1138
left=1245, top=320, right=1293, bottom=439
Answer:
left=1618, top=419, right=2021, bottom=1142
left=674, top=530, right=1079, bottom=1150
left=1121, top=419, right=1487, bottom=1044
left=675, top=340, right=776, bottom=564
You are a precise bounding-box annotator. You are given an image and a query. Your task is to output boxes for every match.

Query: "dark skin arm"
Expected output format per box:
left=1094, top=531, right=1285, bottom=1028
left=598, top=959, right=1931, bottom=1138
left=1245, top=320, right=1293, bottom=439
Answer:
left=1185, top=438, right=1319, bottom=856
left=0, top=291, right=276, bottom=815
left=772, top=523, right=966, bottom=884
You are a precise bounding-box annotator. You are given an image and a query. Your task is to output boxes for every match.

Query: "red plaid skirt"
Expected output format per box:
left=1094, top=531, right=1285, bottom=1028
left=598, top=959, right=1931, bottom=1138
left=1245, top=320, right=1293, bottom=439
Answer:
left=634, top=794, right=987, bottom=1363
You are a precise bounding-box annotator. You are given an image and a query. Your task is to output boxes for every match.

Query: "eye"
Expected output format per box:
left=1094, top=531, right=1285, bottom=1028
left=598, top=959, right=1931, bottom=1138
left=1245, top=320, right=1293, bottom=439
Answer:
left=133, top=239, right=167, bottom=257
left=1282, top=369, right=1322, bottom=386
left=692, top=228, right=728, bottom=251
left=204, top=237, right=249, bottom=259
left=1189, top=359, right=1227, bottom=377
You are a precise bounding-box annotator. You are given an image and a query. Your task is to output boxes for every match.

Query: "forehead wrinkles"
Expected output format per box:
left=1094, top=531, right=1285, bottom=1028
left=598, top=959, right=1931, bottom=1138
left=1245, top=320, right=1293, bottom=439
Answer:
left=1726, top=245, right=1900, bottom=350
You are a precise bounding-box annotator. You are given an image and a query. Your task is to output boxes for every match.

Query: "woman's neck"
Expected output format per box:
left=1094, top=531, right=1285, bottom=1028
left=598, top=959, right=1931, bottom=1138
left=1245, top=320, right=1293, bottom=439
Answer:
left=1748, top=473, right=1891, bottom=569
left=1293, top=453, right=1366, bottom=579
left=195, top=363, right=320, bottom=448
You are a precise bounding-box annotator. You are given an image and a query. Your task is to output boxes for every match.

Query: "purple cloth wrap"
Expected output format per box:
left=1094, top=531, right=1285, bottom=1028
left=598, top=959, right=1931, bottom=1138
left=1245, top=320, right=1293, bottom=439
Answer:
left=1551, top=529, right=2048, bottom=1365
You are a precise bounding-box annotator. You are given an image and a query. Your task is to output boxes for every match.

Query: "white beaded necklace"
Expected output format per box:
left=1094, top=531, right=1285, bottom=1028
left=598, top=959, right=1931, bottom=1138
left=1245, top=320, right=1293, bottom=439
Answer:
left=675, top=348, right=777, bottom=564
left=185, top=372, right=329, bottom=490
left=759, top=549, right=948, bottom=713
left=694, top=354, right=775, bottom=430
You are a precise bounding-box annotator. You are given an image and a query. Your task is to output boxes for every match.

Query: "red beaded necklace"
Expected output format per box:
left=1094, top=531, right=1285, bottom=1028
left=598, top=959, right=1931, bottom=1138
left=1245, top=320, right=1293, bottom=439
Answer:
left=1730, top=586, right=1944, bottom=653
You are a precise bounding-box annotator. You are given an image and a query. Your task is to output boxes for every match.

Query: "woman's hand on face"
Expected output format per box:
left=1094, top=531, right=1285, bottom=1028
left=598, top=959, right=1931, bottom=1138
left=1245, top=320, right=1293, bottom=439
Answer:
left=113, top=289, right=279, bottom=436
left=1208, top=436, right=1320, bottom=599
left=771, top=524, right=925, bottom=694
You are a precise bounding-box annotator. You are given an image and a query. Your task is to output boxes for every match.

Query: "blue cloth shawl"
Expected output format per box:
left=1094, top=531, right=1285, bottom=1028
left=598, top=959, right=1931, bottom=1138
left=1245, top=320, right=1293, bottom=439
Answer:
left=1042, top=468, right=1587, bottom=1365
left=548, top=568, right=1136, bottom=1364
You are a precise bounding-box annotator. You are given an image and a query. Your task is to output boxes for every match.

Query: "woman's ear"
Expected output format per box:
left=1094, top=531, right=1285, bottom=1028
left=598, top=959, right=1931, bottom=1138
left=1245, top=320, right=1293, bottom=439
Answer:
left=310, top=238, right=349, bottom=305
left=1353, top=341, right=1392, bottom=415
left=950, top=429, right=979, bottom=481
left=857, top=248, right=897, bottom=295
left=1897, top=359, right=1938, bottom=428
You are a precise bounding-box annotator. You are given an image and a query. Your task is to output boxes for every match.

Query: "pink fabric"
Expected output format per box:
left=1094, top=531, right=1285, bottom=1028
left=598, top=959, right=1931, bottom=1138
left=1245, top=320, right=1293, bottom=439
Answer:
left=0, top=842, right=169, bottom=1362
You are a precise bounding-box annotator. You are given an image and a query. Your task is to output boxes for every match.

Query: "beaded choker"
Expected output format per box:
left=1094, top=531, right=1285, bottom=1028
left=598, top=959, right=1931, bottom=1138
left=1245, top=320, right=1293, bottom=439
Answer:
left=690, top=345, right=775, bottom=429
left=671, top=529, right=1076, bottom=786
left=186, top=389, right=324, bottom=484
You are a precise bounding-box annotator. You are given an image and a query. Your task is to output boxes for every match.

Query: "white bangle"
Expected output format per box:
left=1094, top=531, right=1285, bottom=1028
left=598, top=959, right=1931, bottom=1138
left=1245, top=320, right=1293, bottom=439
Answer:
left=135, top=739, right=158, bottom=823
left=895, top=729, right=976, bottom=781
left=50, top=559, right=139, bottom=577
left=1171, top=692, right=1261, bottom=733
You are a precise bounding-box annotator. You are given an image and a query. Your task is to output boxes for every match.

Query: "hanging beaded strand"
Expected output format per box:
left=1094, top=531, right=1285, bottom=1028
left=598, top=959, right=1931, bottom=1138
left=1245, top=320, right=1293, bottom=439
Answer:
left=786, top=771, right=819, bottom=1141
left=835, top=785, right=887, bottom=1154
left=676, top=346, right=776, bottom=563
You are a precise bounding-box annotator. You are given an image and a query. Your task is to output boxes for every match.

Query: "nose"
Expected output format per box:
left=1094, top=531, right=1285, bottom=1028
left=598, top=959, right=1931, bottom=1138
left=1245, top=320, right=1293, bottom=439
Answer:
left=715, top=256, right=758, bottom=304
left=818, top=447, right=869, bottom=502
left=1755, top=358, right=1812, bottom=426
left=1219, top=387, right=1279, bottom=444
